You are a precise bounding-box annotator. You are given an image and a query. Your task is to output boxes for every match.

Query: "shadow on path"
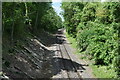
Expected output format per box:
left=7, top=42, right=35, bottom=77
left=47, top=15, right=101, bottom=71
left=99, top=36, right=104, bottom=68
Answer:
left=51, top=29, right=88, bottom=78
left=52, top=57, right=87, bottom=76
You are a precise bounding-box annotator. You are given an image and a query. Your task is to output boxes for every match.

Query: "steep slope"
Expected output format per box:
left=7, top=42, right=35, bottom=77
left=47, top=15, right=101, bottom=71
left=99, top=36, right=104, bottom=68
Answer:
left=2, top=31, right=56, bottom=79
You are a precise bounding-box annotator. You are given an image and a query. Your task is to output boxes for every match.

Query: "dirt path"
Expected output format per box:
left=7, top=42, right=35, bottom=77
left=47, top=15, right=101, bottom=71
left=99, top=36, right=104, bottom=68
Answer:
left=51, top=29, right=95, bottom=79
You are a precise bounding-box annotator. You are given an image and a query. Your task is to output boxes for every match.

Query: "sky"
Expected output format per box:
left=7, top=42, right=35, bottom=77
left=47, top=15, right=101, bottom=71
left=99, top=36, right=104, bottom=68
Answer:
left=52, top=0, right=106, bottom=21
left=52, top=0, right=64, bottom=21
left=101, top=0, right=106, bottom=2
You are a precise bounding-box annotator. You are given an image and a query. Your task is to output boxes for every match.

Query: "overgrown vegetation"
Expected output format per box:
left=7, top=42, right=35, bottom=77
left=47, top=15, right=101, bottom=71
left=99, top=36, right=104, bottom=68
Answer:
left=2, top=2, right=62, bottom=40
left=65, top=32, right=117, bottom=78
left=61, top=2, right=120, bottom=78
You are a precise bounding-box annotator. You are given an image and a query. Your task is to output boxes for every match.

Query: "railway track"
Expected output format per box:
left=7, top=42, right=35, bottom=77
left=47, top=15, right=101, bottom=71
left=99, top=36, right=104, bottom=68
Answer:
left=63, top=44, right=82, bottom=79
left=52, top=29, right=83, bottom=79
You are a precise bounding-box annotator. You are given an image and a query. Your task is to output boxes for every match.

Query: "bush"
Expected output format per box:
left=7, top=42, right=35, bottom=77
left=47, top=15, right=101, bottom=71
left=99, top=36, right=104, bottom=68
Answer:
left=77, top=22, right=118, bottom=66
left=62, top=2, right=120, bottom=77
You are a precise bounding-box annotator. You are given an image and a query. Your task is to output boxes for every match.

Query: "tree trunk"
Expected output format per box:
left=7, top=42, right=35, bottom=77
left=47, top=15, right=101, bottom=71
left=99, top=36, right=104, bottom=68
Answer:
left=34, top=11, right=39, bottom=32
left=11, top=4, right=15, bottom=46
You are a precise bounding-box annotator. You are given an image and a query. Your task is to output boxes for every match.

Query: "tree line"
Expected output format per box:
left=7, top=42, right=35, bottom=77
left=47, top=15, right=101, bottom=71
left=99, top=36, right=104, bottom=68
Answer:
left=2, top=2, right=62, bottom=40
left=61, top=2, right=120, bottom=78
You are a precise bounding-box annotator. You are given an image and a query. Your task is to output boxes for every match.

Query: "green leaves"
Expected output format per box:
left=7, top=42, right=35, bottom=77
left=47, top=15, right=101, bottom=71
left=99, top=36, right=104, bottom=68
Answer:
left=62, top=2, right=120, bottom=77
left=3, top=2, right=62, bottom=37
left=41, top=7, right=62, bottom=32
left=77, top=22, right=118, bottom=65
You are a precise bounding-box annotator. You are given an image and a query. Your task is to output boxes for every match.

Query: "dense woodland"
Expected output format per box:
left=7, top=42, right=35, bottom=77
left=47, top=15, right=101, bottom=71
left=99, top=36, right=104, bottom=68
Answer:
left=2, top=2, right=120, bottom=79
left=61, top=2, right=120, bottom=78
left=2, top=2, right=62, bottom=39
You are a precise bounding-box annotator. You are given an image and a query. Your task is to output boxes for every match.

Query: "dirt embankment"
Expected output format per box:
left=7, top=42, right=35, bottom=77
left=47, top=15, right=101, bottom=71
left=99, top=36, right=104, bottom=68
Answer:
left=2, top=31, right=57, bottom=79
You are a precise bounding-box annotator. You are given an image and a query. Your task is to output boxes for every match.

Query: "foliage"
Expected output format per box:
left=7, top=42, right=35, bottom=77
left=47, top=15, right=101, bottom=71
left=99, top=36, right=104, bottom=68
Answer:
left=2, top=2, right=62, bottom=39
left=41, top=7, right=62, bottom=32
left=61, top=2, right=84, bottom=37
left=62, top=2, right=120, bottom=78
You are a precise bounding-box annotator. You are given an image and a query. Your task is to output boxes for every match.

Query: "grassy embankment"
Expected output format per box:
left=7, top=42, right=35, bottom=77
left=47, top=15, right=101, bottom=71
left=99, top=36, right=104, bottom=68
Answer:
left=65, top=32, right=117, bottom=78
